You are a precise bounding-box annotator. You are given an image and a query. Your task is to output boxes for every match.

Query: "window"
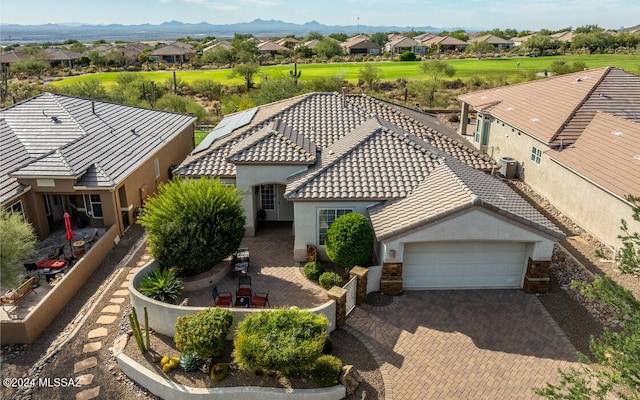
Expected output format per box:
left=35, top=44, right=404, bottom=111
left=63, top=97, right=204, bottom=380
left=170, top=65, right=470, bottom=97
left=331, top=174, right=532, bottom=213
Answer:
left=530, top=146, right=542, bottom=165
left=318, top=208, right=352, bottom=245
left=5, top=200, right=24, bottom=217
left=474, top=113, right=490, bottom=146
left=90, top=194, right=103, bottom=218
left=154, top=158, right=160, bottom=178
left=260, top=184, right=275, bottom=211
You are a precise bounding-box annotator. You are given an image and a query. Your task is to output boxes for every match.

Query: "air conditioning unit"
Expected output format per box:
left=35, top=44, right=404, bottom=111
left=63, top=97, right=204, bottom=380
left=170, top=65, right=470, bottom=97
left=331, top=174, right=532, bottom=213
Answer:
left=499, top=157, right=517, bottom=179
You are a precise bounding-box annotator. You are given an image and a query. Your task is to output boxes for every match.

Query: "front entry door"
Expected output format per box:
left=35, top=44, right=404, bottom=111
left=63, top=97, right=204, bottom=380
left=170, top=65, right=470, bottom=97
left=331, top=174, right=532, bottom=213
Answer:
left=259, top=184, right=276, bottom=220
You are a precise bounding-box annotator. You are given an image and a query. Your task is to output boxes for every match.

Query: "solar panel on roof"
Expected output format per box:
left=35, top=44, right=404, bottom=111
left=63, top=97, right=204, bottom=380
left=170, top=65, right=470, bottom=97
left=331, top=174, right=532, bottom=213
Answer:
left=192, top=107, right=258, bottom=154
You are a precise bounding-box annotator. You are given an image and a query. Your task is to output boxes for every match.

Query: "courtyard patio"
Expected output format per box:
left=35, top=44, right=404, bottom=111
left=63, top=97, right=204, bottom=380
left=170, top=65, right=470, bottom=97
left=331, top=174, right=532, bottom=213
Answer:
left=179, top=222, right=329, bottom=310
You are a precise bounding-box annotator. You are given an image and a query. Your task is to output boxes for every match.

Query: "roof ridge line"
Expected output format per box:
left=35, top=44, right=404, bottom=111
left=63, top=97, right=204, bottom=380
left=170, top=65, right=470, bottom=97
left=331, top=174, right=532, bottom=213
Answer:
left=440, top=159, right=479, bottom=204
left=550, top=66, right=612, bottom=143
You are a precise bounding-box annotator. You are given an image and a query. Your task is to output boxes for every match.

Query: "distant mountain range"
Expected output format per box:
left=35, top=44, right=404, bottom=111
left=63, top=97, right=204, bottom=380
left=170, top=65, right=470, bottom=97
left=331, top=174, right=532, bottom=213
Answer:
left=0, top=19, right=452, bottom=43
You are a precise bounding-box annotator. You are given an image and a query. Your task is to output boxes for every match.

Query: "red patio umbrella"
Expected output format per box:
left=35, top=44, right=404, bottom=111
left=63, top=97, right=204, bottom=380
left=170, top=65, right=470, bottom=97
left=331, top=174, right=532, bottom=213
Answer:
left=63, top=212, right=74, bottom=258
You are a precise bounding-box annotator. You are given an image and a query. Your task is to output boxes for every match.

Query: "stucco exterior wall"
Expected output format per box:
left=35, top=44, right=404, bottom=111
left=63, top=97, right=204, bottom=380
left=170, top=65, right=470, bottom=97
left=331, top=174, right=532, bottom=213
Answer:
left=464, top=115, right=639, bottom=248
left=539, top=159, right=640, bottom=247
left=378, top=208, right=556, bottom=264
left=292, top=201, right=379, bottom=262
left=235, top=164, right=306, bottom=236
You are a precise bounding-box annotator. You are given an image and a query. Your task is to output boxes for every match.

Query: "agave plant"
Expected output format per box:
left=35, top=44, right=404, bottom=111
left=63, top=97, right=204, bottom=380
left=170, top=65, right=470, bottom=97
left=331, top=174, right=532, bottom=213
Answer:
left=137, top=268, right=184, bottom=304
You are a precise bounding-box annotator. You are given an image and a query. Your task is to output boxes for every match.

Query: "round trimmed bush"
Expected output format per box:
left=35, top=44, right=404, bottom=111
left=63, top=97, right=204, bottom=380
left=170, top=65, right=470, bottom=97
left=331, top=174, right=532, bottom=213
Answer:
left=234, top=308, right=329, bottom=376
left=318, top=272, right=342, bottom=290
left=174, top=307, right=233, bottom=359
left=325, top=212, right=373, bottom=269
left=138, top=177, right=245, bottom=277
left=312, top=355, right=343, bottom=387
left=304, top=261, right=324, bottom=281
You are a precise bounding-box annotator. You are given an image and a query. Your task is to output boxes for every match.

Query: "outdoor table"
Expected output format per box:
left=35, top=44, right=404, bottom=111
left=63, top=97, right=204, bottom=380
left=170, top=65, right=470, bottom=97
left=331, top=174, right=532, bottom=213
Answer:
left=234, top=296, right=251, bottom=308
left=37, top=259, right=69, bottom=283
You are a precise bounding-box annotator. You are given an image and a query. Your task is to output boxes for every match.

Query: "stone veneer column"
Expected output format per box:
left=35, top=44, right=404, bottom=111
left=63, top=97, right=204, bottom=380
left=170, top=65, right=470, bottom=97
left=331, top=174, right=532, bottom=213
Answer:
left=327, top=286, right=347, bottom=329
left=349, top=266, right=368, bottom=306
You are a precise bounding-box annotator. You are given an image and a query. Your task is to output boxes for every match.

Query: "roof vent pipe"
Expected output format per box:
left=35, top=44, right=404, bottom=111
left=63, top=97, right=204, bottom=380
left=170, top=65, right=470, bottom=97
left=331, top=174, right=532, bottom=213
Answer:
left=91, top=101, right=95, bottom=114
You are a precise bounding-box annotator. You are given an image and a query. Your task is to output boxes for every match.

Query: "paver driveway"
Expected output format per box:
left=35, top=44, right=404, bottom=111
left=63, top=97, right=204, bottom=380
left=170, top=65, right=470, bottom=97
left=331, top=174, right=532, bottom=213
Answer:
left=346, top=290, right=580, bottom=400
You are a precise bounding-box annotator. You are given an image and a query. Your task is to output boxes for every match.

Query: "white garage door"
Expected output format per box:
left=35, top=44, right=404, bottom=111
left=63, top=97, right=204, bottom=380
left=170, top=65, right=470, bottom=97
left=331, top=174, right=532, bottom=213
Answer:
left=403, top=241, right=527, bottom=289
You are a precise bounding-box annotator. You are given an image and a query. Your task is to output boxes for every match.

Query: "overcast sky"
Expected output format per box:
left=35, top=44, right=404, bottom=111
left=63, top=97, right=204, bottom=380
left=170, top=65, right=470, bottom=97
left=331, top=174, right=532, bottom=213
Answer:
left=1, top=0, right=637, bottom=31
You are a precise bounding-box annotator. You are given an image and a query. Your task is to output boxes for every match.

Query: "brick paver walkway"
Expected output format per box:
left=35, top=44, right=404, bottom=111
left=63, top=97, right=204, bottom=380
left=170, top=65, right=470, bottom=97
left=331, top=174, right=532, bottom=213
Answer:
left=347, top=290, right=580, bottom=400
left=184, top=222, right=328, bottom=308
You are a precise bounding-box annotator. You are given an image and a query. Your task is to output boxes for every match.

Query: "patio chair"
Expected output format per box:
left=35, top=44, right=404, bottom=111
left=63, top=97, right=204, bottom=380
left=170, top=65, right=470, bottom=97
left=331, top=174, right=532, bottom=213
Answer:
left=232, top=247, right=250, bottom=277
left=47, top=245, right=66, bottom=260
left=251, top=289, right=269, bottom=308
left=236, top=275, right=252, bottom=297
left=23, top=263, right=40, bottom=287
left=212, top=286, right=232, bottom=307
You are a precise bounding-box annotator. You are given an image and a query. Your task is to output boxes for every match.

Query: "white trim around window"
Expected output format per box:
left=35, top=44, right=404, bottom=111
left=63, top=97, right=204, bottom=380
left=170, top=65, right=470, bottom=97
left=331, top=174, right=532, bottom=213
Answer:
left=530, top=146, right=542, bottom=165
left=317, top=208, right=353, bottom=246
left=5, top=200, right=25, bottom=217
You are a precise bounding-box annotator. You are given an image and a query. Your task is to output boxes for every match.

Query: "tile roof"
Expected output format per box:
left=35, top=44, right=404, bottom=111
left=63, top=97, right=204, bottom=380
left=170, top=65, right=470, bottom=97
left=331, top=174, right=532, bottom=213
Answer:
left=229, top=119, right=317, bottom=164
left=368, top=157, right=565, bottom=241
left=258, top=41, right=287, bottom=52
left=0, top=119, right=30, bottom=205
left=44, top=48, right=82, bottom=61
left=2, top=93, right=195, bottom=188
left=548, top=112, right=640, bottom=200
left=458, top=67, right=640, bottom=145
left=176, top=93, right=494, bottom=178
left=284, top=116, right=441, bottom=200
left=469, top=34, right=513, bottom=45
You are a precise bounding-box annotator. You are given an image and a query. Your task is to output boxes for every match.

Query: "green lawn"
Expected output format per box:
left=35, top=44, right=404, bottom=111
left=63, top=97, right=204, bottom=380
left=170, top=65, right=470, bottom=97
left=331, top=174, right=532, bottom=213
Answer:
left=48, top=54, right=639, bottom=89
left=194, top=130, right=209, bottom=146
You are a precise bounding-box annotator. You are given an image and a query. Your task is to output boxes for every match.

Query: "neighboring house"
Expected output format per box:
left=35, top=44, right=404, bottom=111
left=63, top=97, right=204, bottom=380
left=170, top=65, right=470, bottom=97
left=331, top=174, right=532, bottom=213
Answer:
left=1, top=93, right=196, bottom=240
left=43, top=48, right=82, bottom=68
left=468, top=34, right=514, bottom=50
left=0, top=50, right=29, bottom=71
left=384, top=35, right=427, bottom=55
left=457, top=67, right=640, bottom=248
left=257, top=40, right=288, bottom=55
left=298, top=39, right=322, bottom=50
left=550, top=31, right=575, bottom=44
left=422, top=35, right=468, bottom=52
left=511, top=34, right=536, bottom=47
left=176, top=93, right=563, bottom=290
left=275, top=37, right=299, bottom=49
left=149, top=42, right=196, bottom=64
left=341, top=34, right=382, bottom=55
left=202, top=40, right=233, bottom=53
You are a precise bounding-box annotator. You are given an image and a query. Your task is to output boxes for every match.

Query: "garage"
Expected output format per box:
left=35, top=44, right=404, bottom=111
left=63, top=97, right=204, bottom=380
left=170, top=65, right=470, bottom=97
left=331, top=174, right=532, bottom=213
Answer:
left=402, top=241, right=528, bottom=289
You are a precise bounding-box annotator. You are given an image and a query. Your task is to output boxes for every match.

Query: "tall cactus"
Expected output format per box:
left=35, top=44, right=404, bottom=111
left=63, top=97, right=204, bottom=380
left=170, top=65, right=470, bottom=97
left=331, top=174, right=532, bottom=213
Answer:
left=130, top=306, right=146, bottom=353
left=290, top=62, right=301, bottom=83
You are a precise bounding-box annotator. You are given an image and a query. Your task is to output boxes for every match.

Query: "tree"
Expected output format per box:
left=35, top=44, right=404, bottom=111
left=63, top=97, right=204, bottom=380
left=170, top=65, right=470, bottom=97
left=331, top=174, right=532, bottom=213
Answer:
left=325, top=212, right=373, bottom=270
left=192, top=79, right=224, bottom=101
left=9, top=57, right=49, bottom=79
left=231, top=62, right=259, bottom=91
left=466, top=41, right=495, bottom=58
left=0, top=209, right=36, bottom=290
left=548, top=60, right=588, bottom=75
left=370, top=32, right=388, bottom=47
left=231, top=33, right=259, bottom=63
left=138, top=177, right=245, bottom=277
left=328, top=33, right=348, bottom=42
left=358, top=63, right=382, bottom=88
left=61, top=78, right=110, bottom=101
left=524, top=34, right=559, bottom=55
left=398, top=51, right=416, bottom=61
left=571, top=31, right=615, bottom=53
left=313, top=38, right=343, bottom=58
left=254, top=74, right=301, bottom=105
left=154, top=93, right=207, bottom=122
left=420, top=60, right=455, bottom=84
left=202, top=47, right=233, bottom=67
left=306, top=31, right=324, bottom=41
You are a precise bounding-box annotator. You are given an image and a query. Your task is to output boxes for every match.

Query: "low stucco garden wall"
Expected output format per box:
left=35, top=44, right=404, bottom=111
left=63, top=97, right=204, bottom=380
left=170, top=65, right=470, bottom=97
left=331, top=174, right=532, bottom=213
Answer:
left=129, top=260, right=337, bottom=338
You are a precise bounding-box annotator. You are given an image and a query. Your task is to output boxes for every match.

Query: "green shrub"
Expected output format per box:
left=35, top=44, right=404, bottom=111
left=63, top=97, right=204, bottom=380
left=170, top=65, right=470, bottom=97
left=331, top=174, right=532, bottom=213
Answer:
left=399, top=51, right=417, bottom=61
left=138, top=177, right=246, bottom=277
left=234, top=308, right=329, bottom=376
left=325, top=212, right=373, bottom=269
left=174, top=308, right=233, bottom=359
left=304, top=261, right=324, bottom=281
left=318, top=272, right=342, bottom=289
left=312, top=355, right=343, bottom=387
left=137, top=268, right=183, bottom=303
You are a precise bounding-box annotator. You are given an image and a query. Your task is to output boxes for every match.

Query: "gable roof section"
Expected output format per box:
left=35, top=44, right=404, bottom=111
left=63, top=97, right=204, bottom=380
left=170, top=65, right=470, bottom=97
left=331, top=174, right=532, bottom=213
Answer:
left=176, top=92, right=494, bottom=179
left=470, top=34, right=513, bottom=45
left=284, top=117, right=441, bottom=200
left=368, top=157, right=564, bottom=241
left=548, top=112, right=640, bottom=200
left=229, top=119, right=317, bottom=164
left=458, top=67, right=611, bottom=145
left=3, top=93, right=195, bottom=187
left=0, top=119, right=30, bottom=205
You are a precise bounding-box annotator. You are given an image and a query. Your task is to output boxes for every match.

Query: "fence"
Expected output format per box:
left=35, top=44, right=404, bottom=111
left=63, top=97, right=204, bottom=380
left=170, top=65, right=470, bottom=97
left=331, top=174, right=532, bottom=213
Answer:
left=343, top=275, right=357, bottom=316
